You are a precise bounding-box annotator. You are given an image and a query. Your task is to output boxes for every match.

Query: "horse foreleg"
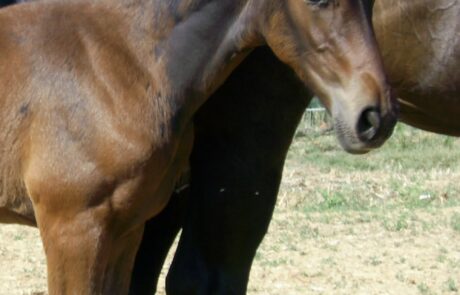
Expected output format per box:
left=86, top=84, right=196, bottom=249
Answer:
left=34, top=207, right=145, bottom=295
left=24, top=167, right=153, bottom=294
left=22, top=113, right=193, bottom=294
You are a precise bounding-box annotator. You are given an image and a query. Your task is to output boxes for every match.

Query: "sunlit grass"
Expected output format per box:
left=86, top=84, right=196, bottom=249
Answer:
left=280, top=123, right=460, bottom=213
left=248, top=122, right=460, bottom=294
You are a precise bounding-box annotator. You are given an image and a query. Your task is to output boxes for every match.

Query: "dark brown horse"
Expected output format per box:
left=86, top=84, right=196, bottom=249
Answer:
left=0, top=0, right=396, bottom=293
left=130, top=0, right=460, bottom=294
left=0, top=0, right=16, bottom=6
left=374, top=0, right=460, bottom=135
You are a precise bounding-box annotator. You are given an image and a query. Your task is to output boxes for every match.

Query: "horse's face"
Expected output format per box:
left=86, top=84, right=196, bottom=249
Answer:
left=263, top=0, right=397, bottom=154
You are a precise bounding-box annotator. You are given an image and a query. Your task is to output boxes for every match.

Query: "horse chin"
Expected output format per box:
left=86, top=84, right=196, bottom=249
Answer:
left=337, top=137, right=373, bottom=155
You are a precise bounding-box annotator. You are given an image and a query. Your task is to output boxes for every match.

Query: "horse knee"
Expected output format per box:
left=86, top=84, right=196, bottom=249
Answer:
left=166, top=275, right=205, bottom=295
left=166, top=259, right=209, bottom=295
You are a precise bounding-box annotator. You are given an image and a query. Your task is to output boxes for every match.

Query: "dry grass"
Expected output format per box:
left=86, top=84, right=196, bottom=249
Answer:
left=1, top=123, right=460, bottom=294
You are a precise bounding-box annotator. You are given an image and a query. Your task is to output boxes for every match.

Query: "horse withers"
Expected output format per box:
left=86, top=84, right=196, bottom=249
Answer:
left=0, top=0, right=396, bottom=293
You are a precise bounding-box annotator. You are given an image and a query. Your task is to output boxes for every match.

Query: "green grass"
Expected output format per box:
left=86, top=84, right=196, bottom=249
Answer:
left=294, top=127, right=459, bottom=171
left=417, top=282, right=433, bottom=295
left=451, top=213, right=460, bottom=232
left=284, top=123, right=460, bottom=214
left=276, top=121, right=460, bottom=237
left=446, top=278, right=458, bottom=292
left=248, top=120, right=460, bottom=294
left=293, top=123, right=460, bottom=170
left=382, top=211, right=411, bottom=232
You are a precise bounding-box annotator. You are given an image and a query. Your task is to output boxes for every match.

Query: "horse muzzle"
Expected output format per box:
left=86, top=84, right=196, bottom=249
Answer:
left=334, top=102, right=398, bottom=155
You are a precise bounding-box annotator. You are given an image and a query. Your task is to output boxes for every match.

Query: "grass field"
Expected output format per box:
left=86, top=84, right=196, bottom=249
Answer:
left=1, top=123, right=460, bottom=294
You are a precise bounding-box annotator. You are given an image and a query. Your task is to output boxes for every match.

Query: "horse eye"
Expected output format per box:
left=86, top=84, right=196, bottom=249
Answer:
left=305, top=0, right=330, bottom=7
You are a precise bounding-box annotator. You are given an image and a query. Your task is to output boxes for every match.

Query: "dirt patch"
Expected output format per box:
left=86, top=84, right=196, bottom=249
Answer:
left=249, top=208, right=460, bottom=295
left=1, top=208, right=459, bottom=295
left=0, top=225, right=46, bottom=295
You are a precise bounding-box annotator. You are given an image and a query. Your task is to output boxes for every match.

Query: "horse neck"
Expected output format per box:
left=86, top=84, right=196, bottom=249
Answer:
left=115, top=0, right=263, bottom=109
left=374, top=0, right=439, bottom=28
left=374, top=0, right=459, bottom=47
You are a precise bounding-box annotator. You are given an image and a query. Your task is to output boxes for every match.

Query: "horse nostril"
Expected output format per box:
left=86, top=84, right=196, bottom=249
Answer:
left=357, top=108, right=381, bottom=142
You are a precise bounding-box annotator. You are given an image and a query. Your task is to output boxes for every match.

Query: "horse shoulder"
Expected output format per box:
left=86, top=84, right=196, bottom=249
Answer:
left=0, top=3, right=183, bottom=225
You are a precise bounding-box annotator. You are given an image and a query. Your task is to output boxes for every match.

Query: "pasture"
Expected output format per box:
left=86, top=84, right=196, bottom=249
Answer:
left=1, top=120, right=460, bottom=295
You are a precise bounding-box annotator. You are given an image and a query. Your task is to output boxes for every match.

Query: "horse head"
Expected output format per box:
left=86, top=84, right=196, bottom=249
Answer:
left=252, top=0, right=397, bottom=153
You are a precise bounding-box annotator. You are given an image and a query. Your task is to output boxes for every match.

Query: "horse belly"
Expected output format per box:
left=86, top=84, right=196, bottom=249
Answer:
left=0, top=162, right=35, bottom=226
left=0, top=103, right=36, bottom=225
left=398, top=91, right=460, bottom=136
left=0, top=148, right=36, bottom=225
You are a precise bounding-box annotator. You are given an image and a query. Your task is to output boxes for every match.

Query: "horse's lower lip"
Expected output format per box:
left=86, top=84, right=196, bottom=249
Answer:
left=334, top=118, right=395, bottom=154
left=344, top=146, right=372, bottom=155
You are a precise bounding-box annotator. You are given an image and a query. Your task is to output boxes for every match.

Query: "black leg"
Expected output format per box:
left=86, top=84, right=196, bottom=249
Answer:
left=166, top=46, right=311, bottom=295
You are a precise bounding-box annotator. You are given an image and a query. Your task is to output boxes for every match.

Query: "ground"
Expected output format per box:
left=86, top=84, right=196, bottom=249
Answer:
left=0, top=123, right=459, bottom=295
